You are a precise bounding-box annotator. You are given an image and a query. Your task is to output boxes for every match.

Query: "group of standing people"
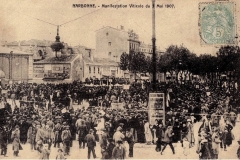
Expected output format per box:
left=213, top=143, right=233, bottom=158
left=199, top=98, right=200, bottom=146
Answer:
left=0, top=79, right=239, bottom=159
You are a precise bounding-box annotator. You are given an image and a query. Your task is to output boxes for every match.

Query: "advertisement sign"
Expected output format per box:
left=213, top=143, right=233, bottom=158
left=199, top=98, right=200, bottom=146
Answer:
left=52, top=65, right=63, bottom=73
left=148, top=93, right=165, bottom=125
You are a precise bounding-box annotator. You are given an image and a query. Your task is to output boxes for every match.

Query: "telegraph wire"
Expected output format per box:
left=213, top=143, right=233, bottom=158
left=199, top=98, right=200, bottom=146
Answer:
left=59, top=0, right=122, bottom=26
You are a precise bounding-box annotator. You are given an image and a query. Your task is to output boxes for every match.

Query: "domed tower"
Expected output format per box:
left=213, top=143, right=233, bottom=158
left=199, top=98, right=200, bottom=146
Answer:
left=50, top=26, right=64, bottom=58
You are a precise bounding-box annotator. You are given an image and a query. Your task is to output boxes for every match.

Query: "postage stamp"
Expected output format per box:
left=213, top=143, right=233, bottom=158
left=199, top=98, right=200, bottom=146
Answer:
left=199, top=2, right=236, bottom=46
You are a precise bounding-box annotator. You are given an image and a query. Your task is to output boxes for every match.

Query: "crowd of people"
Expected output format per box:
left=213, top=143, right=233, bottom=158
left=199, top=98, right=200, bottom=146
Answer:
left=0, top=79, right=239, bottom=159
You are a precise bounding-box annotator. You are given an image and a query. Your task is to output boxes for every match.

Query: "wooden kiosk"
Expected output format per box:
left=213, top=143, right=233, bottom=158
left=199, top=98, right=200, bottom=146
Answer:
left=148, top=93, right=165, bottom=125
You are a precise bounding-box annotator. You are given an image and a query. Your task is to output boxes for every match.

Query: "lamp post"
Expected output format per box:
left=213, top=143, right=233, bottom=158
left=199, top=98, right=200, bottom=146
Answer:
left=152, top=0, right=157, bottom=91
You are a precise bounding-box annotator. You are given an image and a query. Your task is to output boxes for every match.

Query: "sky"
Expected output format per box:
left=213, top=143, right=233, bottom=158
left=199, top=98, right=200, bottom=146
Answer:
left=1, top=0, right=240, bottom=55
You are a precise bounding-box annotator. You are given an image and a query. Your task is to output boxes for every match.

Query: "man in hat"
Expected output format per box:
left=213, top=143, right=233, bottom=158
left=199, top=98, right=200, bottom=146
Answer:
left=196, top=132, right=212, bottom=159
left=11, top=125, right=21, bottom=157
left=19, top=116, right=29, bottom=144
left=161, top=125, right=175, bottom=155
left=128, top=112, right=137, bottom=142
left=112, top=140, right=126, bottom=159
left=100, top=128, right=108, bottom=159
left=35, top=120, right=54, bottom=152
left=61, top=125, right=72, bottom=156
left=44, top=121, right=55, bottom=150
left=0, top=125, right=8, bottom=157
left=78, top=120, right=88, bottom=149
left=27, top=121, right=38, bottom=151
left=85, top=129, right=97, bottom=159
left=53, top=120, right=62, bottom=148
left=113, top=126, right=125, bottom=144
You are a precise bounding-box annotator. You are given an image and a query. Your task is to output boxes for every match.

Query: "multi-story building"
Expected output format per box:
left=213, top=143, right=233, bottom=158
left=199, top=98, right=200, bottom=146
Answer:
left=95, top=26, right=140, bottom=62
left=2, top=39, right=71, bottom=62
left=139, top=41, right=165, bottom=58
left=73, top=45, right=124, bottom=81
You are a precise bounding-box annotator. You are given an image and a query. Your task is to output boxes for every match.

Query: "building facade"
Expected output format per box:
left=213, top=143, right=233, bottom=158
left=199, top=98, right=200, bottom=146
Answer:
left=32, top=54, right=83, bottom=83
left=95, top=26, right=140, bottom=62
left=0, top=46, right=33, bottom=84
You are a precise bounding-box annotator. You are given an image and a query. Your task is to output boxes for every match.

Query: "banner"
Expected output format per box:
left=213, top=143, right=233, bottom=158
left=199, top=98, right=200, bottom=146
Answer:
left=123, top=85, right=130, bottom=90
left=52, top=64, right=63, bottom=73
left=111, top=103, right=124, bottom=110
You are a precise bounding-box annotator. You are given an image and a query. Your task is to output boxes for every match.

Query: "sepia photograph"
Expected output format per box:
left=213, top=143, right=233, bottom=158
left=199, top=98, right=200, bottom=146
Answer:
left=0, top=0, right=240, bottom=159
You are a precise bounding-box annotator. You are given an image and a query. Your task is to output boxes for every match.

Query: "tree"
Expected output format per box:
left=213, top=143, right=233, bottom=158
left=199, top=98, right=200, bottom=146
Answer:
left=164, top=45, right=193, bottom=83
left=158, top=52, right=175, bottom=81
left=119, top=52, right=129, bottom=71
left=127, top=50, right=149, bottom=81
left=217, top=46, right=240, bottom=87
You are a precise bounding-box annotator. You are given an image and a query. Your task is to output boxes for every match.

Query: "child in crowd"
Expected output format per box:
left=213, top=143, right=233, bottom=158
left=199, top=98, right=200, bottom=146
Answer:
left=56, top=148, right=66, bottom=160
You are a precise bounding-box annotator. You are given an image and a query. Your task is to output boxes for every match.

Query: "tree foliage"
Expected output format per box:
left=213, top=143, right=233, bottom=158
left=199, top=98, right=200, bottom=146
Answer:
left=50, top=42, right=65, bottom=58
left=119, top=44, right=240, bottom=85
left=119, top=52, right=129, bottom=71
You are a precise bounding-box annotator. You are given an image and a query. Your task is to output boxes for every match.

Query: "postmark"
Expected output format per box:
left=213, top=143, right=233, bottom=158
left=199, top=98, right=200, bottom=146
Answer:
left=199, top=2, right=237, bottom=46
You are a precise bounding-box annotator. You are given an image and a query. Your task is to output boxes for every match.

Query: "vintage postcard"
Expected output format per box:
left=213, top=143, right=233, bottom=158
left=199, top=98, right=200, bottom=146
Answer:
left=0, top=0, right=240, bottom=159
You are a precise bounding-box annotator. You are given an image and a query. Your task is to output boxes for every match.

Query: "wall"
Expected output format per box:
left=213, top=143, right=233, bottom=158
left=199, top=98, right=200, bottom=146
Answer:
left=96, top=27, right=129, bottom=61
left=0, top=54, right=31, bottom=83
left=71, top=57, right=83, bottom=81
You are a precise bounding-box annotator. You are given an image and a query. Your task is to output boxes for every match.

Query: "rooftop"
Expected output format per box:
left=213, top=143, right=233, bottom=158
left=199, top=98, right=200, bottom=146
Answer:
left=0, top=46, right=33, bottom=55
left=5, top=39, right=54, bottom=47
left=34, top=54, right=78, bottom=64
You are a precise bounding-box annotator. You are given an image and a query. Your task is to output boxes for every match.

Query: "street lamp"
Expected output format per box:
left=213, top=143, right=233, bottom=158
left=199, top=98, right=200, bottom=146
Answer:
left=152, top=0, right=157, bottom=91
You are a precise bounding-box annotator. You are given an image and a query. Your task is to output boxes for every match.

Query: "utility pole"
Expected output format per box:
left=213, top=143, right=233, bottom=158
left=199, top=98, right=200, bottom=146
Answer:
left=152, top=0, right=157, bottom=91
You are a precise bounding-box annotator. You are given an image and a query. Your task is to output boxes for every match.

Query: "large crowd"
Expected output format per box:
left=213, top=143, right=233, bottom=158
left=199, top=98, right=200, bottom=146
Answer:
left=0, top=79, right=239, bottom=159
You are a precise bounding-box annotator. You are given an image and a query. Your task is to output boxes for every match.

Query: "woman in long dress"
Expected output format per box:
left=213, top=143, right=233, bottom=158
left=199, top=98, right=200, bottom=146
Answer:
left=144, top=120, right=152, bottom=145
left=186, top=119, right=195, bottom=148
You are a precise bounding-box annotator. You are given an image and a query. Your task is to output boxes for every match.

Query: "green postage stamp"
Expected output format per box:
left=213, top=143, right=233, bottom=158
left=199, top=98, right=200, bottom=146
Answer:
left=199, top=2, right=237, bottom=46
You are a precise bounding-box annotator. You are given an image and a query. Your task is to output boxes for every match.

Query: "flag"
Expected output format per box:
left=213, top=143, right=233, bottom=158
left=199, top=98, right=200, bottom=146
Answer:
left=166, top=92, right=170, bottom=107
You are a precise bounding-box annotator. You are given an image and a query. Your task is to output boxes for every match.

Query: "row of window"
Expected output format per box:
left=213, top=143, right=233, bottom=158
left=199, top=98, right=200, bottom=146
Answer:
left=140, top=48, right=153, bottom=53
left=89, top=66, right=100, bottom=74
left=130, top=43, right=139, bottom=50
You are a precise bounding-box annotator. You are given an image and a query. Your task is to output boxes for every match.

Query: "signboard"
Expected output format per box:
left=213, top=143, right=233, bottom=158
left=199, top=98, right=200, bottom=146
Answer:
left=52, top=65, right=63, bottom=73
left=148, top=93, right=165, bottom=125
left=111, top=103, right=124, bottom=110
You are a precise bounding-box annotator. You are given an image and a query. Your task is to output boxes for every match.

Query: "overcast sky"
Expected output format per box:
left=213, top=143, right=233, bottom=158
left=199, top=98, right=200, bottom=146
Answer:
left=1, top=0, right=240, bottom=55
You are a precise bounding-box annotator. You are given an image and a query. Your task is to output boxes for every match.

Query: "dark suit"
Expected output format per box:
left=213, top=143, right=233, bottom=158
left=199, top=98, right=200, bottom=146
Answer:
left=85, top=133, right=96, bottom=159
